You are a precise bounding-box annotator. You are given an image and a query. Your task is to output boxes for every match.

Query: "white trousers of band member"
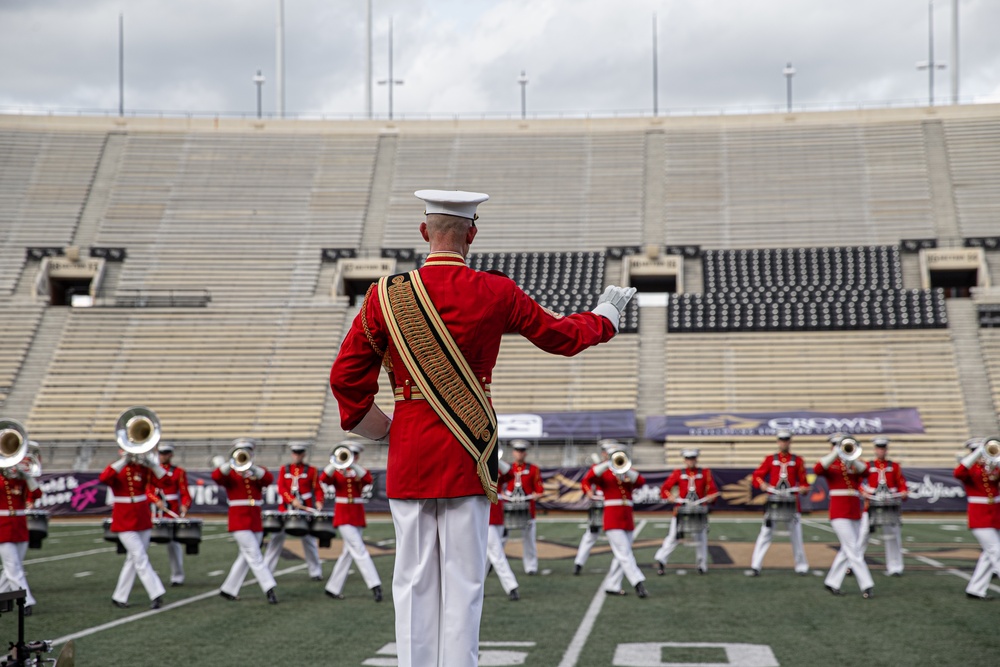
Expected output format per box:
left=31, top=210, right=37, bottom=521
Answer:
left=521, top=518, right=538, bottom=573
left=221, top=530, right=277, bottom=597
left=486, top=524, right=519, bottom=594
left=858, top=512, right=904, bottom=575
left=389, top=496, right=488, bottom=667
left=654, top=517, right=708, bottom=571
left=263, top=530, right=322, bottom=579
left=113, top=530, right=166, bottom=604
left=0, top=542, right=34, bottom=607
left=825, top=518, right=875, bottom=592
left=602, top=529, right=646, bottom=591
left=326, top=524, right=381, bottom=595
left=574, top=529, right=599, bottom=567
left=966, top=528, right=1000, bottom=597
left=165, top=541, right=185, bottom=584
left=750, top=513, right=809, bottom=573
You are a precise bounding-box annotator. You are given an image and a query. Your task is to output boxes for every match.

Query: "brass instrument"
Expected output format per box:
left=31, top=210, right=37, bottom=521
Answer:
left=229, top=438, right=256, bottom=473
left=330, top=444, right=355, bottom=471
left=835, top=437, right=862, bottom=463
left=982, top=438, right=1000, bottom=467
left=115, top=406, right=160, bottom=463
left=609, top=449, right=632, bottom=476
left=21, top=440, right=42, bottom=478
left=0, top=418, right=29, bottom=472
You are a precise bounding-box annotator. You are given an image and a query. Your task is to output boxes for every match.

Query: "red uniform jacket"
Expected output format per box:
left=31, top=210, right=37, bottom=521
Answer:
left=490, top=468, right=515, bottom=526
left=101, top=463, right=162, bottom=533
left=814, top=460, right=865, bottom=520
left=320, top=467, right=373, bottom=527
left=278, top=463, right=322, bottom=511
left=0, top=475, right=42, bottom=543
left=954, top=462, right=1000, bottom=530
left=862, top=459, right=907, bottom=503
left=146, top=463, right=191, bottom=515
left=501, top=462, right=544, bottom=519
left=582, top=466, right=646, bottom=531
left=752, top=452, right=809, bottom=512
left=330, top=252, right=616, bottom=500
left=212, top=467, right=274, bottom=533
left=661, top=467, right=718, bottom=515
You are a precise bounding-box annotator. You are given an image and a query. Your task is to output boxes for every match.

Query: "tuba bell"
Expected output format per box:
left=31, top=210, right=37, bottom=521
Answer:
left=836, top=437, right=862, bottom=463
left=115, top=406, right=160, bottom=462
left=229, top=438, right=256, bottom=473
left=0, top=418, right=29, bottom=471
left=609, top=449, right=632, bottom=476
left=330, top=444, right=355, bottom=471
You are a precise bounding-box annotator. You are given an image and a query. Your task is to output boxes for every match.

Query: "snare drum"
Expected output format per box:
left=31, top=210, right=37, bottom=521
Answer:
left=262, top=510, right=284, bottom=534
left=764, top=496, right=798, bottom=526
left=868, top=498, right=901, bottom=528
left=503, top=500, right=530, bottom=532
left=26, top=509, right=49, bottom=550
left=283, top=510, right=313, bottom=537
left=676, top=504, right=708, bottom=539
left=175, top=517, right=203, bottom=555
left=150, top=518, right=176, bottom=544
left=310, top=511, right=337, bottom=547
left=587, top=499, right=604, bottom=534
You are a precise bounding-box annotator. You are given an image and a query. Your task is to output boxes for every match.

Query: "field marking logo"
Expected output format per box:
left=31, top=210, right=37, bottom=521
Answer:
left=363, top=641, right=536, bottom=666
left=612, top=642, right=779, bottom=667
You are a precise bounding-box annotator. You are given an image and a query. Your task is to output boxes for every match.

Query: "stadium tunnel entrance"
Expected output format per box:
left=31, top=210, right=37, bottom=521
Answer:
left=920, top=247, right=990, bottom=299
left=625, top=247, right=682, bottom=294
left=34, top=249, right=105, bottom=307
left=335, top=258, right=398, bottom=305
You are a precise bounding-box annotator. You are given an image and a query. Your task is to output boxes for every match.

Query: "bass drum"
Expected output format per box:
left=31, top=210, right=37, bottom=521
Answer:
left=310, top=511, right=337, bottom=548
left=26, top=509, right=49, bottom=550
left=174, top=518, right=204, bottom=555
left=283, top=510, right=313, bottom=537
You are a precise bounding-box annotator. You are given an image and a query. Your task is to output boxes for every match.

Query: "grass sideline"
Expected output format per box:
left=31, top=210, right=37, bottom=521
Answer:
left=4, top=514, right=993, bottom=666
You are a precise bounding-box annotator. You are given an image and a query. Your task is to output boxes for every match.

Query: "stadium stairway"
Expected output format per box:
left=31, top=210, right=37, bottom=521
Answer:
left=922, top=120, right=962, bottom=241
left=637, top=301, right=667, bottom=444
left=360, top=134, right=398, bottom=255
left=947, top=299, right=1000, bottom=434
left=70, top=132, right=124, bottom=249
left=642, top=130, right=665, bottom=246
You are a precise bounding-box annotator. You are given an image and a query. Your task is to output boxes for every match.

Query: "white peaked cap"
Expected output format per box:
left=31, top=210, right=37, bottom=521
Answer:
left=348, top=441, right=365, bottom=454
left=599, top=439, right=621, bottom=454
left=415, top=190, right=489, bottom=220
left=681, top=449, right=700, bottom=458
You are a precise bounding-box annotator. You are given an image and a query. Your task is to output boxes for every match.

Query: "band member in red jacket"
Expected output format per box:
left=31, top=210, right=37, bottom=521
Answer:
left=502, top=440, right=544, bottom=575
left=573, top=441, right=617, bottom=575
left=581, top=442, right=648, bottom=598
left=320, top=441, right=381, bottom=601
left=100, top=449, right=167, bottom=609
left=955, top=437, right=1000, bottom=600
left=748, top=430, right=810, bottom=576
left=859, top=438, right=908, bottom=576
left=330, top=190, right=632, bottom=667
left=487, top=453, right=519, bottom=600
left=816, top=437, right=874, bottom=598
left=653, top=449, right=718, bottom=575
left=213, top=439, right=278, bottom=604
left=263, top=442, right=324, bottom=581
left=146, top=443, right=191, bottom=586
left=0, top=446, right=42, bottom=615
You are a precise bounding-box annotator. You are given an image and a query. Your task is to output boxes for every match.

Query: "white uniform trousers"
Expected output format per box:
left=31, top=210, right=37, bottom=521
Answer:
left=486, top=524, right=519, bottom=594
left=858, top=511, right=904, bottom=575
left=389, top=496, right=488, bottom=667
left=966, top=528, right=1000, bottom=597
left=602, top=529, right=646, bottom=592
left=750, top=513, right=809, bottom=573
left=220, top=530, right=277, bottom=597
left=112, top=530, right=166, bottom=604
left=0, top=541, right=34, bottom=606
left=165, top=541, right=185, bottom=584
left=654, top=516, right=708, bottom=571
left=326, top=524, right=381, bottom=595
left=264, top=530, right=323, bottom=579
left=825, top=518, right=875, bottom=592
left=574, top=529, right=599, bottom=567
left=521, top=518, right=538, bottom=573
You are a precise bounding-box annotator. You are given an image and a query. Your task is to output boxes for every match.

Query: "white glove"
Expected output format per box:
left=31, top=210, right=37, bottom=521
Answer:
left=151, top=463, right=167, bottom=479
left=961, top=447, right=982, bottom=469
left=850, top=459, right=867, bottom=474
left=819, top=450, right=838, bottom=469
left=352, top=405, right=392, bottom=443
left=24, top=475, right=39, bottom=493
left=351, top=463, right=368, bottom=478
left=250, top=465, right=266, bottom=480
left=323, top=463, right=337, bottom=477
left=498, top=459, right=511, bottom=475
left=218, top=461, right=232, bottom=476
left=591, top=285, right=637, bottom=333
left=111, top=457, right=128, bottom=473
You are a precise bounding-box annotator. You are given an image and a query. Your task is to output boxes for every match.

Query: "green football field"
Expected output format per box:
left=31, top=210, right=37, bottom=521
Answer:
left=5, top=514, right=995, bottom=666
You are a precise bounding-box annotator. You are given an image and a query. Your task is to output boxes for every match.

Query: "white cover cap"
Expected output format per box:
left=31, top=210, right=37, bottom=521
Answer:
left=415, top=189, right=489, bottom=220
left=348, top=441, right=365, bottom=454
left=598, top=439, right=621, bottom=454
left=681, top=448, right=699, bottom=458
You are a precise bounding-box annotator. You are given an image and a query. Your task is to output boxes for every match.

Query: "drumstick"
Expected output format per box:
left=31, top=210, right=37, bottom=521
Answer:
left=163, top=508, right=180, bottom=519
left=693, top=492, right=720, bottom=505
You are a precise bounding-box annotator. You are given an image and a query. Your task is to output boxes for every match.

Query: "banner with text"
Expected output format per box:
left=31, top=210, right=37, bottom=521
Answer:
left=644, top=408, right=925, bottom=439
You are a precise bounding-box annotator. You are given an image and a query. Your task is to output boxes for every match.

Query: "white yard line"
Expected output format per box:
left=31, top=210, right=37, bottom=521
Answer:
left=557, top=519, right=648, bottom=667
left=24, top=532, right=232, bottom=566
left=50, top=562, right=309, bottom=647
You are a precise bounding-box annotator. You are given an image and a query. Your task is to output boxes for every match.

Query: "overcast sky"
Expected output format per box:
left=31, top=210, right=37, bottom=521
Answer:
left=1, top=0, right=997, bottom=119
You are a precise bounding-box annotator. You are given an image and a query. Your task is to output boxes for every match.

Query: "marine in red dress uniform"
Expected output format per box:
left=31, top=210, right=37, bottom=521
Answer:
left=581, top=446, right=648, bottom=597
left=487, top=457, right=519, bottom=599
left=329, top=189, right=633, bottom=667
left=0, top=460, right=42, bottom=613
left=859, top=438, right=908, bottom=575
left=100, top=451, right=167, bottom=608
left=748, top=430, right=810, bottom=575
left=653, top=449, right=717, bottom=574
left=501, top=440, right=545, bottom=574
left=213, top=439, right=278, bottom=604
left=574, top=441, right=617, bottom=575
left=263, top=443, right=324, bottom=580
left=955, top=437, right=1000, bottom=600
left=146, top=443, right=191, bottom=585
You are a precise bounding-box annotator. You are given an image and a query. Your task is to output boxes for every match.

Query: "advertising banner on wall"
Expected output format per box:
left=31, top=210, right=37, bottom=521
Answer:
left=644, top=408, right=925, bottom=439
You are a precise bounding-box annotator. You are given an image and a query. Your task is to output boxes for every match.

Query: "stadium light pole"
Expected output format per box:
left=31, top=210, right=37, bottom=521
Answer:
left=518, top=70, right=528, bottom=119
left=916, top=0, right=946, bottom=107
left=652, top=13, right=659, bottom=116
left=366, top=0, right=373, bottom=118
left=276, top=0, right=285, bottom=118
left=118, top=13, right=124, bottom=117
left=782, top=62, right=795, bottom=113
left=950, top=0, right=959, bottom=104
left=253, top=70, right=266, bottom=119
left=377, top=18, right=404, bottom=119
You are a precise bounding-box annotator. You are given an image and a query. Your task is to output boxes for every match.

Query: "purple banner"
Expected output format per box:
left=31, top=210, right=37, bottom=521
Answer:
left=498, top=409, right=636, bottom=440
left=645, top=408, right=925, bottom=439
left=36, top=464, right=966, bottom=517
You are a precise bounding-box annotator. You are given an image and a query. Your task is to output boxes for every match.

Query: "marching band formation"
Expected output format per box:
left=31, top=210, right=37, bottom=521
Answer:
left=1, top=412, right=999, bottom=615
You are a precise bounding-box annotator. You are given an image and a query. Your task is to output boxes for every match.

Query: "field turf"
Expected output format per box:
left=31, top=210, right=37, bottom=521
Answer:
left=5, top=514, right=995, bottom=666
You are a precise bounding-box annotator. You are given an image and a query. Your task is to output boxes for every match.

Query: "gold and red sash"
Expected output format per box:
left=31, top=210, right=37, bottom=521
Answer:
left=377, top=269, right=499, bottom=502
